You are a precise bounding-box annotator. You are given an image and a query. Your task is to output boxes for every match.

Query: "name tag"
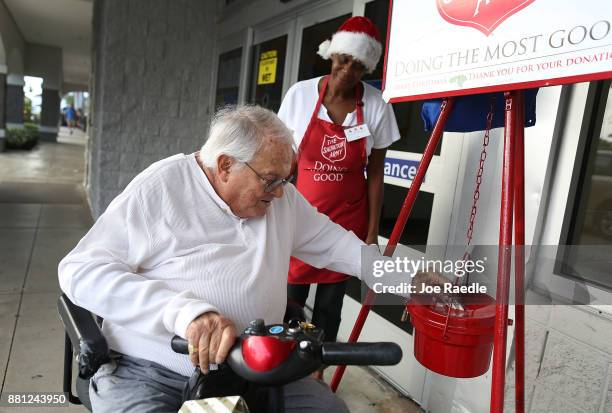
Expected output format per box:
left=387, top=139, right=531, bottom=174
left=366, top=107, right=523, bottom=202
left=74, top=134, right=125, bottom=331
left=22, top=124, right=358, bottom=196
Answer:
left=345, top=124, right=370, bottom=142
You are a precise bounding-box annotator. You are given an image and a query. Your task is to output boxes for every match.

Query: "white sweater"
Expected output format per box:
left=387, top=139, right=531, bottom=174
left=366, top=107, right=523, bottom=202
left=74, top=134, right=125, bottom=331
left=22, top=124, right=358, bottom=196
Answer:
left=58, top=153, right=365, bottom=377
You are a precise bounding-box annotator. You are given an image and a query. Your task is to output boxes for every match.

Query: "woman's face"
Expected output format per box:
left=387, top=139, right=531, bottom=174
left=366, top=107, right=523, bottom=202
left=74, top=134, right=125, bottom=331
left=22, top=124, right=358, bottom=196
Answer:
left=330, top=54, right=367, bottom=89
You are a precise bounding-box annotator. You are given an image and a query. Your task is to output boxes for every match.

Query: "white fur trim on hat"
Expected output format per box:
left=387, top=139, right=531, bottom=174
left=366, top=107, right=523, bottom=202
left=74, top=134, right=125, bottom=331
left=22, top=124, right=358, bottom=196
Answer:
left=317, top=39, right=331, bottom=59
left=317, top=31, right=382, bottom=73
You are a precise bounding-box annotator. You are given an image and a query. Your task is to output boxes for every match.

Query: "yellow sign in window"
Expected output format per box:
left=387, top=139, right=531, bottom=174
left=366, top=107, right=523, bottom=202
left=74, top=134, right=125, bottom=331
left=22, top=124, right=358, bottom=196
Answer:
left=257, top=50, right=278, bottom=85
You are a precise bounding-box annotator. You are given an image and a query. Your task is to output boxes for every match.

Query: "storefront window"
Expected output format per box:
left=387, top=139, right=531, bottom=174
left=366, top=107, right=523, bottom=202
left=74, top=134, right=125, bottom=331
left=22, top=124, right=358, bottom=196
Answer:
left=249, top=36, right=287, bottom=112
left=379, top=186, right=433, bottom=249
left=561, top=81, right=612, bottom=289
left=362, top=0, right=387, bottom=84
left=297, top=14, right=351, bottom=81
left=215, top=48, right=242, bottom=109
left=364, top=0, right=441, bottom=155
left=363, top=0, right=434, bottom=248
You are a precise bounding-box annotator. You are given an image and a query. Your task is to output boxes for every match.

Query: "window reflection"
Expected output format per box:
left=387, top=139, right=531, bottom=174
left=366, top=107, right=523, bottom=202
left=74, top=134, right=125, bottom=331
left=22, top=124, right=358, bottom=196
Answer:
left=249, top=36, right=287, bottom=112
left=215, top=48, right=242, bottom=108
left=297, top=14, right=351, bottom=81
left=563, top=81, right=612, bottom=289
left=575, top=84, right=612, bottom=244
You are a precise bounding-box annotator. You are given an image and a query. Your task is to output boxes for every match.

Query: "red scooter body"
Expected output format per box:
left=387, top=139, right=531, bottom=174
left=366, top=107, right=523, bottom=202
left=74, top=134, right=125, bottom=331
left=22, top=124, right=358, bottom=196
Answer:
left=242, top=336, right=297, bottom=372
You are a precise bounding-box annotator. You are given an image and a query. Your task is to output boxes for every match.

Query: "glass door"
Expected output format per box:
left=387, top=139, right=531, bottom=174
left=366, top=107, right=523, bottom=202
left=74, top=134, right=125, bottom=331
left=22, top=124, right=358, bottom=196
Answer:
left=213, top=29, right=252, bottom=109
left=248, top=20, right=295, bottom=112
left=535, top=81, right=612, bottom=304
left=296, top=13, right=350, bottom=81
left=249, top=36, right=288, bottom=112
left=560, top=81, right=612, bottom=288
left=215, top=47, right=243, bottom=108
left=288, top=0, right=354, bottom=84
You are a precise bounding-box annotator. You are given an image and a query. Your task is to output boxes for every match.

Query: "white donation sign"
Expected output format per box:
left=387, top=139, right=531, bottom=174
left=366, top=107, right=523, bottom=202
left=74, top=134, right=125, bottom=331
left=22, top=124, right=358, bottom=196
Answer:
left=382, top=0, right=612, bottom=102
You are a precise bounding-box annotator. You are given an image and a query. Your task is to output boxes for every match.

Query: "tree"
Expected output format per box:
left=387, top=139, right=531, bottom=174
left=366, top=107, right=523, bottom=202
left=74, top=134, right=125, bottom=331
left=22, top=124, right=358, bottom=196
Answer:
left=23, top=96, right=33, bottom=123
left=64, top=94, right=75, bottom=107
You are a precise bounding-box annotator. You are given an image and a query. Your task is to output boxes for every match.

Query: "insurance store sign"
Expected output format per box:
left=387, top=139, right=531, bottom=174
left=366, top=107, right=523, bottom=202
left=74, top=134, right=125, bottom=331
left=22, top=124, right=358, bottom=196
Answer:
left=382, top=0, right=612, bottom=102
left=384, top=157, right=420, bottom=182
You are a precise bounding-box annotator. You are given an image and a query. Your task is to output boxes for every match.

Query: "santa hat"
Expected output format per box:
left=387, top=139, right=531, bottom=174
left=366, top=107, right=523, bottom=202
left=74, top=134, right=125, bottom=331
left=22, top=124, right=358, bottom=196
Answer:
left=317, top=16, right=382, bottom=73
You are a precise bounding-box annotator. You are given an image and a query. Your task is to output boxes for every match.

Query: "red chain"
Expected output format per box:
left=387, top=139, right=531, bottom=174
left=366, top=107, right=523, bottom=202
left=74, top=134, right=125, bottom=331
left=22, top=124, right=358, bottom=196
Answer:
left=401, top=99, right=496, bottom=322
left=462, top=99, right=495, bottom=262
left=456, top=99, right=495, bottom=293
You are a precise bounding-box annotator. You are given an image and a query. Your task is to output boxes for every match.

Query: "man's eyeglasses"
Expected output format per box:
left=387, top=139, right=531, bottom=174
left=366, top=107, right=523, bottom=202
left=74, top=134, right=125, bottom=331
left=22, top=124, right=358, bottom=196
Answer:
left=244, top=162, right=293, bottom=193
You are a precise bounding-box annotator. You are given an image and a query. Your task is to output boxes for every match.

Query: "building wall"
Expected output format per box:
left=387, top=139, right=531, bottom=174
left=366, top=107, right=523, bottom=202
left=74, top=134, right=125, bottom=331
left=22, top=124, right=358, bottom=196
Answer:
left=88, top=0, right=216, bottom=217
left=25, top=43, right=63, bottom=90
left=25, top=44, right=63, bottom=141
left=5, top=76, right=23, bottom=124
left=0, top=72, right=4, bottom=123
left=0, top=0, right=26, bottom=69
left=0, top=0, right=25, bottom=138
left=40, top=88, right=60, bottom=141
left=502, top=305, right=612, bottom=413
left=0, top=34, right=5, bottom=72
left=0, top=72, right=5, bottom=149
left=216, top=0, right=313, bottom=38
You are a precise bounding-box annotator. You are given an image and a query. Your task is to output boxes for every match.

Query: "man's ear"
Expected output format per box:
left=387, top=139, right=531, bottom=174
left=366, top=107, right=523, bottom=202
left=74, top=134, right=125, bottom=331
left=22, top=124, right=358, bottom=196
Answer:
left=216, top=154, right=234, bottom=182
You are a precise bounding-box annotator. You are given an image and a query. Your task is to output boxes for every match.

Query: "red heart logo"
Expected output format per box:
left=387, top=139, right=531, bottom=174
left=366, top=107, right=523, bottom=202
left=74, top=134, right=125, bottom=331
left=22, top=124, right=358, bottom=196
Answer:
left=437, top=0, right=535, bottom=36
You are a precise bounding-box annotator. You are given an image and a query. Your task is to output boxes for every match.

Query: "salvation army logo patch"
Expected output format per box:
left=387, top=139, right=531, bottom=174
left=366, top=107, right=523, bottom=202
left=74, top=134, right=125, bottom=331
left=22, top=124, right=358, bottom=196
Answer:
left=437, top=0, right=535, bottom=36
left=321, top=135, right=346, bottom=163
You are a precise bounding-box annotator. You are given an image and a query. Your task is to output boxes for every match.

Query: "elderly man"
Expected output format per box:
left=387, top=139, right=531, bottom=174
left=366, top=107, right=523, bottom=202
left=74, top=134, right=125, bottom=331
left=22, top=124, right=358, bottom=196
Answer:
left=59, top=105, right=437, bottom=412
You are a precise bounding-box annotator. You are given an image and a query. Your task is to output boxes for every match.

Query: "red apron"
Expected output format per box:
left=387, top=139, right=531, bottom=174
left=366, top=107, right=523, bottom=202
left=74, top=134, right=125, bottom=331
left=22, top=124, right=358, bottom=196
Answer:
left=288, top=76, right=368, bottom=284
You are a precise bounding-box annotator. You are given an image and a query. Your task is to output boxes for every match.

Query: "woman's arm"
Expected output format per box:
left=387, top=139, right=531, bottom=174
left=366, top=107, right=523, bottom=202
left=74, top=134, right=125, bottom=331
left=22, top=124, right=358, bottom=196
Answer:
left=365, top=148, right=387, bottom=245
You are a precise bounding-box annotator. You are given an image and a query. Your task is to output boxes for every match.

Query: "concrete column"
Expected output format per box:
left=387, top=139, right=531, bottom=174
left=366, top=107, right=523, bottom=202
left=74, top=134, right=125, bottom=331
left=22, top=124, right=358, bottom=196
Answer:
left=24, top=43, right=63, bottom=140
left=0, top=72, right=6, bottom=151
left=5, top=73, right=24, bottom=129
left=39, top=88, right=60, bottom=141
left=89, top=0, right=216, bottom=217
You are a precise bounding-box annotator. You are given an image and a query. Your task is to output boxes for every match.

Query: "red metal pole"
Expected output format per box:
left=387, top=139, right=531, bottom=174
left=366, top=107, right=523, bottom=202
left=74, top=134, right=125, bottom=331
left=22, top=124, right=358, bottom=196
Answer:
left=330, top=97, right=456, bottom=392
left=385, top=97, right=456, bottom=256
left=514, top=91, right=526, bottom=413
left=490, top=91, right=516, bottom=413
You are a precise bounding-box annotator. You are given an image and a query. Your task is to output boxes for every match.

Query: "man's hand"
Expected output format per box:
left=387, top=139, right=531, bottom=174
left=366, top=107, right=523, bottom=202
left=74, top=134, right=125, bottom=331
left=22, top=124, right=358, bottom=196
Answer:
left=185, top=312, right=236, bottom=373
left=411, top=271, right=465, bottom=310
left=411, top=271, right=451, bottom=298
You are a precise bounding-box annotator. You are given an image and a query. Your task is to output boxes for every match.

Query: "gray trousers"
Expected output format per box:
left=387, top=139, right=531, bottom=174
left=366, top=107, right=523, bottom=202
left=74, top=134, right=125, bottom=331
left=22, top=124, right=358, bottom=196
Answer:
left=89, top=352, right=349, bottom=413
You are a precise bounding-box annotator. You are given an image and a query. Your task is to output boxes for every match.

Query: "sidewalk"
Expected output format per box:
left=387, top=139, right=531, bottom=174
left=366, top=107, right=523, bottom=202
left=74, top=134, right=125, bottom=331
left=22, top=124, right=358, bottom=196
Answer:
left=0, top=127, right=89, bottom=412
left=0, top=127, right=420, bottom=413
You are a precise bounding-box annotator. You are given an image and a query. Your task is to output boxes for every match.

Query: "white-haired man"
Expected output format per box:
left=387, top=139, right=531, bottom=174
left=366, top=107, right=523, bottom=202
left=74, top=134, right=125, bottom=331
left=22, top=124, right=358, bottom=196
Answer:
left=59, top=105, right=440, bottom=412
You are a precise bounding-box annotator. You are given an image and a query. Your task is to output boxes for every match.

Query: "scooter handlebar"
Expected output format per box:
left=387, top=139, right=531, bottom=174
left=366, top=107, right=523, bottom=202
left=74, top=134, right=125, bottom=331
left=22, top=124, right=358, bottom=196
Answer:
left=171, top=336, right=189, bottom=354
left=321, top=342, right=402, bottom=366
left=171, top=320, right=403, bottom=386
left=171, top=336, right=402, bottom=366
